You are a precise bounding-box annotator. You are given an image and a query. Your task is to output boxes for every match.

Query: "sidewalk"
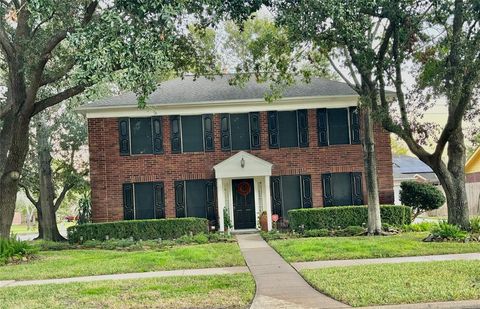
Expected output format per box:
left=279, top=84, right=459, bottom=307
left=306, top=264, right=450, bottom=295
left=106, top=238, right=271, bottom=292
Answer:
left=236, top=233, right=349, bottom=309
left=292, top=252, right=480, bottom=270
left=0, top=266, right=249, bottom=288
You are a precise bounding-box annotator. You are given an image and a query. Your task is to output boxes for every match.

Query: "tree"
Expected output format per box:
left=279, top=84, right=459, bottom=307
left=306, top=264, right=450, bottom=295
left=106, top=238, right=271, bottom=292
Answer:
left=20, top=102, right=89, bottom=241
left=228, top=5, right=390, bottom=234
left=371, top=0, right=479, bottom=229
left=0, top=0, right=264, bottom=237
left=259, top=0, right=478, bottom=230
left=400, top=181, right=446, bottom=219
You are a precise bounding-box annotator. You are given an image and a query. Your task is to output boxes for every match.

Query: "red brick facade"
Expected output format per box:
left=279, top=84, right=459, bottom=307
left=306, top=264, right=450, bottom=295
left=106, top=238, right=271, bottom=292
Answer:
left=88, top=110, right=394, bottom=222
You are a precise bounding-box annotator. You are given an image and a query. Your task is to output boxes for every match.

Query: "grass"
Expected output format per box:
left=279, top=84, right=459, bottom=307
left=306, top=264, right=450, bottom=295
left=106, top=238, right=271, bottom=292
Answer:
left=10, top=225, right=38, bottom=235
left=0, top=273, right=255, bottom=309
left=301, top=260, right=480, bottom=307
left=269, top=232, right=480, bottom=262
left=0, top=243, right=245, bottom=280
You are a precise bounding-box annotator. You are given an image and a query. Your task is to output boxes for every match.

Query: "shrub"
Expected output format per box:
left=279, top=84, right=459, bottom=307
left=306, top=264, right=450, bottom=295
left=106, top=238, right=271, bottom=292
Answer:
left=400, top=181, right=445, bottom=219
left=289, top=205, right=411, bottom=231
left=402, top=221, right=438, bottom=232
left=470, top=216, right=480, bottom=233
left=0, top=237, right=37, bottom=264
left=303, top=229, right=330, bottom=237
left=431, top=221, right=468, bottom=240
left=335, top=226, right=365, bottom=237
left=67, top=218, right=209, bottom=244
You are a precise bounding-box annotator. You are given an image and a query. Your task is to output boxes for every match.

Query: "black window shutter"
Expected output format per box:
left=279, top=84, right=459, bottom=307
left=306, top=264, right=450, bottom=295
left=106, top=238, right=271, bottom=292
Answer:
left=271, top=176, right=283, bottom=216
left=153, top=182, right=165, bottom=218
left=203, top=114, right=214, bottom=152
left=205, top=180, right=216, bottom=222
left=174, top=181, right=186, bottom=217
left=123, top=183, right=134, bottom=220
left=249, top=112, right=261, bottom=149
left=268, top=111, right=279, bottom=148
left=220, top=114, right=231, bottom=151
left=301, top=175, right=312, bottom=208
left=317, top=109, right=328, bottom=146
left=170, top=116, right=182, bottom=153
left=118, top=118, right=130, bottom=155
left=152, top=117, right=164, bottom=154
left=297, top=110, right=309, bottom=147
left=351, top=172, right=363, bottom=205
left=322, top=174, right=333, bottom=206
left=349, top=107, right=361, bottom=144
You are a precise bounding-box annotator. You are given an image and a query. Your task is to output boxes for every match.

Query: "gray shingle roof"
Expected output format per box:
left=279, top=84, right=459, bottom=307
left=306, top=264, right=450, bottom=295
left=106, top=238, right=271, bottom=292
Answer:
left=393, top=155, right=439, bottom=183
left=83, top=75, right=359, bottom=109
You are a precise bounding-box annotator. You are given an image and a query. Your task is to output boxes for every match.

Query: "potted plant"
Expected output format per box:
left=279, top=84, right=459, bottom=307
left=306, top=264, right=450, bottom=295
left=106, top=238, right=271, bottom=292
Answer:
left=259, top=211, right=268, bottom=232
left=223, top=208, right=233, bottom=234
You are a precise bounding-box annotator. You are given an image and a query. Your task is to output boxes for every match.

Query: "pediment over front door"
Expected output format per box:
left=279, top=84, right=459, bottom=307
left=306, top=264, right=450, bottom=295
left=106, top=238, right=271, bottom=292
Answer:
left=213, top=151, right=273, bottom=179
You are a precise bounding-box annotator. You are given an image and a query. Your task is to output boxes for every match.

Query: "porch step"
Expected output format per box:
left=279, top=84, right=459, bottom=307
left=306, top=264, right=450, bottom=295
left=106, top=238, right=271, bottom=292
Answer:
left=231, top=229, right=259, bottom=235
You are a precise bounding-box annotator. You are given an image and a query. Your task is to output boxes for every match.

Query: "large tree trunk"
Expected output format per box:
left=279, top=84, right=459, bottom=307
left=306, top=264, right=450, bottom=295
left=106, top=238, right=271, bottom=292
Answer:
left=361, top=104, right=382, bottom=235
left=445, top=126, right=469, bottom=228
left=0, top=112, right=30, bottom=238
left=36, top=118, right=65, bottom=241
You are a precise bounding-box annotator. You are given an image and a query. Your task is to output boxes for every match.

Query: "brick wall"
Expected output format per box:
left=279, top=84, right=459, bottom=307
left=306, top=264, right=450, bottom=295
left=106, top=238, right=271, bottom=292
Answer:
left=88, top=110, right=394, bottom=222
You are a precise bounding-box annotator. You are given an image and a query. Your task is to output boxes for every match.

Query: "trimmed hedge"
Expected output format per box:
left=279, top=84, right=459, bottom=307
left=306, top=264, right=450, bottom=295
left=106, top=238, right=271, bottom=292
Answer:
left=289, top=205, right=412, bottom=230
left=67, top=218, right=209, bottom=243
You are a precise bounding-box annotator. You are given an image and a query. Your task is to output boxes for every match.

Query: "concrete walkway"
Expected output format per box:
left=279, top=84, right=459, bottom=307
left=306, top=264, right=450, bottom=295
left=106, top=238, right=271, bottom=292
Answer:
left=292, top=252, right=480, bottom=270
left=0, top=266, right=249, bottom=288
left=236, top=233, right=349, bottom=309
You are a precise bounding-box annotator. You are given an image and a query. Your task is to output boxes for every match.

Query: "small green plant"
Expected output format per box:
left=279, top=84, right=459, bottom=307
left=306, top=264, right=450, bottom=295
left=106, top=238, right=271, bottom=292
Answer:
left=77, top=194, right=92, bottom=225
left=0, top=237, right=37, bottom=264
left=335, top=226, right=365, bottom=237
left=431, top=221, right=468, bottom=240
left=223, top=208, right=233, bottom=231
left=402, top=222, right=438, bottom=232
left=303, top=229, right=329, bottom=237
left=470, top=217, right=480, bottom=233
left=400, top=181, right=446, bottom=219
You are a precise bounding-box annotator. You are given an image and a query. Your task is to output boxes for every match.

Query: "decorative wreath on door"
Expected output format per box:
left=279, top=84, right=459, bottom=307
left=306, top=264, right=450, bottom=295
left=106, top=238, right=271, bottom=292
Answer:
left=237, top=181, right=251, bottom=196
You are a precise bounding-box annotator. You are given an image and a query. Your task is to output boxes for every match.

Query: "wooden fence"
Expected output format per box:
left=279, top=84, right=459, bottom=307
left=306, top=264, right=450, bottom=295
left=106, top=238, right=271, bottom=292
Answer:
left=427, top=182, right=480, bottom=217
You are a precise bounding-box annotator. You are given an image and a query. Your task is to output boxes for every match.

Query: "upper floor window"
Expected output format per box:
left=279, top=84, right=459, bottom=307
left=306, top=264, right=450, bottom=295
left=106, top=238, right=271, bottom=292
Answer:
left=322, top=172, right=363, bottom=206
left=268, top=110, right=309, bottom=149
left=122, top=182, right=165, bottom=220
left=317, top=107, right=360, bottom=146
left=118, top=117, right=163, bottom=156
left=220, top=113, right=261, bottom=151
left=170, top=115, right=214, bottom=153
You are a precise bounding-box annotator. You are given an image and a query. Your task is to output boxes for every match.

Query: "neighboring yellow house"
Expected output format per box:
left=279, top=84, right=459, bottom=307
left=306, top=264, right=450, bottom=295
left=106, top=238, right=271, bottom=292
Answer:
left=466, top=147, right=480, bottom=183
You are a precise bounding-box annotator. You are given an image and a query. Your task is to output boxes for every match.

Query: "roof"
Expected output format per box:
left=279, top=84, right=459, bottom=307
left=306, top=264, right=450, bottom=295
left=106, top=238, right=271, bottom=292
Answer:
left=392, top=155, right=438, bottom=183
left=466, top=146, right=480, bottom=174
left=80, top=75, right=360, bottom=110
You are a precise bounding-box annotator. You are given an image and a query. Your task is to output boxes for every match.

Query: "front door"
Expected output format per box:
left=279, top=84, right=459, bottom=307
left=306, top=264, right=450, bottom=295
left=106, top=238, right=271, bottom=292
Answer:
left=232, top=179, right=256, bottom=229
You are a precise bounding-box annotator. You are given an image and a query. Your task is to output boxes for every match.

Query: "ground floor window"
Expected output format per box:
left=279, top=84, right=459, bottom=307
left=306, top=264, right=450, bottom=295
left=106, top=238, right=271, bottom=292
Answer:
left=322, top=172, right=363, bottom=206
left=271, top=175, right=312, bottom=219
left=174, top=179, right=216, bottom=221
left=122, top=182, right=165, bottom=220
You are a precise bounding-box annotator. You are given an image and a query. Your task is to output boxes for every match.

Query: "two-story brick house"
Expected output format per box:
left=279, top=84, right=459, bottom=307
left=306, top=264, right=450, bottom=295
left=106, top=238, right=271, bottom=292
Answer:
left=78, top=75, right=394, bottom=231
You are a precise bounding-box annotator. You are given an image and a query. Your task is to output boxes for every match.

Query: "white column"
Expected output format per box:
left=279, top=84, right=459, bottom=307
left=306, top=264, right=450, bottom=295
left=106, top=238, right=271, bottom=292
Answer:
left=264, top=176, right=272, bottom=231
left=216, top=178, right=225, bottom=233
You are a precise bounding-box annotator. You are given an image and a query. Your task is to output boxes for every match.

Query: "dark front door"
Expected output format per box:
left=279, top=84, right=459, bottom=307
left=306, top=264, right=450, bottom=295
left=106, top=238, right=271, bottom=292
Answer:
left=232, top=179, right=256, bottom=229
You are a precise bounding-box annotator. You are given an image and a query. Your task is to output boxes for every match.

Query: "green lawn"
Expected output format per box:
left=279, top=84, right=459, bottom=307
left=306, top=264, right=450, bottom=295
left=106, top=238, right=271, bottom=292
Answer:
left=0, top=243, right=245, bottom=281
left=0, top=273, right=255, bottom=309
left=10, top=224, right=38, bottom=235
left=301, top=260, right=480, bottom=307
left=269, top=232, right=480, bottom=262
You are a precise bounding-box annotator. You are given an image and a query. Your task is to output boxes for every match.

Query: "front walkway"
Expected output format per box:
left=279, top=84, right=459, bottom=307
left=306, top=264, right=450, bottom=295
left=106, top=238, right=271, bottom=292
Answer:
left=292, top=252, right=480, bottom=270
left=0, top=266, right=248, bottom=288
left=236, top=233, right=349, bottom=309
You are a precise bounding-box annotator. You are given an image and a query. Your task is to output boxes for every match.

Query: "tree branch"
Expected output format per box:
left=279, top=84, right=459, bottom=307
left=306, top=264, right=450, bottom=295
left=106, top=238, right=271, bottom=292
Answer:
left=327, top=54, right=360, bottom=92
left=0, top=101, right=13, bottom=119
left=54, top=183, right=74, bottom=212
left=32, top=84, right=86, bottom=116
left=19, top=183, right=39, bottom=207
left=40, top=59, right=76, bottom=86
